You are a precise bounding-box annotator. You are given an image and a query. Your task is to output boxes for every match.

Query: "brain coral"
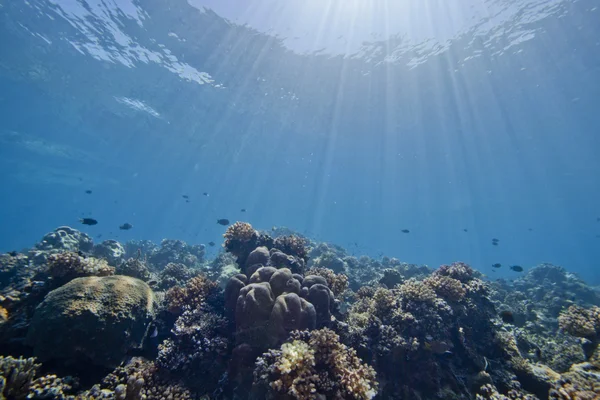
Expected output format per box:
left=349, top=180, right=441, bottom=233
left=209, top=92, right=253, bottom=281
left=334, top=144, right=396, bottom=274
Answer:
left=26, top=275, right=156, bottom=368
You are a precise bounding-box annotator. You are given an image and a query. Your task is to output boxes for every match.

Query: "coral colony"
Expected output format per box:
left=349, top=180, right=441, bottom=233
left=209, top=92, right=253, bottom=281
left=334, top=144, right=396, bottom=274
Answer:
left=0, top=223, right=599, bottom=399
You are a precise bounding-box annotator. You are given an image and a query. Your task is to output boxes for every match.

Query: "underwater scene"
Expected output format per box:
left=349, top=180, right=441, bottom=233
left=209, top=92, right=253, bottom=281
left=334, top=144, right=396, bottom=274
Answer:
left=1, top=0, right=600, bottom=398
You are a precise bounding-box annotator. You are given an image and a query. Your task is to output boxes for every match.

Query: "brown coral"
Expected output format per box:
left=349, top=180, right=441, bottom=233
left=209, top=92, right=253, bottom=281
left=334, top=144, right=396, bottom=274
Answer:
left=165, top=275, right=218, bottom=314
left=558, top=305, right=600, bottom=339
left=424, top=275, right=466, bottom=302
left=273, top=235, right=309, bottom=261
left=398, top=278, right=437, bottom=305
left=306, top=267, right=349, bottom=297
left=435, top=261, right=477, bottom=283
left=224, top=222, right=258, bottom=252
left=47, top=251, right=114, bottom=282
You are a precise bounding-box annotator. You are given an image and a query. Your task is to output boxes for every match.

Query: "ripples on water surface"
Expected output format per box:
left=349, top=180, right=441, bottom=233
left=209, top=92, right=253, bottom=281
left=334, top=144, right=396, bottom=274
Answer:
left=0, top=0, right=599, bottom=282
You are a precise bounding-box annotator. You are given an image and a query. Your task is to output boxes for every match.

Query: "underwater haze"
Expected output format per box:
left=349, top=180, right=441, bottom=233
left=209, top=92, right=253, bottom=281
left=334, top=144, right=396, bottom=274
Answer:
left=1, top=0, right=600, bottom=284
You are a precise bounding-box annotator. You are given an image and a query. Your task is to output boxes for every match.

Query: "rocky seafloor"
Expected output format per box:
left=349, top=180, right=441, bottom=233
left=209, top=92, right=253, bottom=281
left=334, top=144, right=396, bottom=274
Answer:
left=0, top=223, right=599, bottom=399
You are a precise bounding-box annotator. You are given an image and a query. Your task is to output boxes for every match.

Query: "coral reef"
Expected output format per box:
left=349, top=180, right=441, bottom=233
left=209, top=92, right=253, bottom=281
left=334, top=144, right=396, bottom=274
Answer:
left=147, top=239, right=205, bottom=271
left=2, top=224, right=600, bottom=400
left=254, top=328, right=378, bottom=400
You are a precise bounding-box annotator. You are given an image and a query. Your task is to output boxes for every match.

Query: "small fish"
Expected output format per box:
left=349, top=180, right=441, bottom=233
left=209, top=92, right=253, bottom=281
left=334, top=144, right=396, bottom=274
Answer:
left=208, top=241, right=216, bottom=247
left=499, top=310, right=514, bottom=324
left=203, top=192, right=209, bottom=196
left=241, top=208, right=246, bottom=212
left=150, top=326, right=158, bottom=338
left=597, top=217, right=600, bottom=222
left=80, top=218, right=98, bottom=226
left=510, top=265, right=523, bottom=272
left=148, top=280, right=158, bottom=287
left=119, top=223, right=133, bottom=230
left=217, top=219, right=230, bottom=226
left=463, top=229, right=468, bottom=232
left=185, top=199, right=190, bottom=203
left=8, top=251, right=18, bottom=257
left=96, top=234, right=102, bottom=238
left=492, top=242, right=498, bottom=246
left=492, top=238, right=499, bottom=242
left=492, top=263, right=502, bottom=268
left=401, top=229, right=410, bottom=233
left=182, top=195, right=189, bottom=199
left=272, top=226, right=276, bottom=231
left=85, top=190, right=92, bottom=194
left=528, top=228, right=533, bottom=231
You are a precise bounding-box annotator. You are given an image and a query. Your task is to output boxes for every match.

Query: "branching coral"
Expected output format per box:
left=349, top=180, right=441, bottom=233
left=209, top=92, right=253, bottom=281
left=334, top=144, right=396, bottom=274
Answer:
left=165, top=275, right=218, bottom=314
left=435, top=261, right=478, bottom=283
left=273, top=235, right=309, bottom=262
left=224, top=222, right=258, bottom=255
left=47, top=251, right=114, bottom=282
left=306, top=267, right=348, bottom=297
left=157, top=262, right=197, bottom=290
left=0, top=356, right=78, bottom=399
left=254, top=328, right=378, bottom=400
left=424, top=275, right=466, bottom=302
left=86, top=357, right=194, bottom=399
left=0, top=356, right=40, bottom=399
left=397, top=278, right=437, bottom=305
left=157, top=306, right=229, bottom=387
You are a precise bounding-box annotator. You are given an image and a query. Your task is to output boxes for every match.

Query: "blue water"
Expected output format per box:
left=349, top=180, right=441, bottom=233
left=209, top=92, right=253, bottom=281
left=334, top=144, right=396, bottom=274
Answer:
left=0, top=0, right=599, bottom=283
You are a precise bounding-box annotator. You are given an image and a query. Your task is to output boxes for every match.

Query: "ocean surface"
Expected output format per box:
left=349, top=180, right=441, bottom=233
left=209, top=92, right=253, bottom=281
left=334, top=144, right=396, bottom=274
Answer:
left=1, top=0, right=599, bottom=284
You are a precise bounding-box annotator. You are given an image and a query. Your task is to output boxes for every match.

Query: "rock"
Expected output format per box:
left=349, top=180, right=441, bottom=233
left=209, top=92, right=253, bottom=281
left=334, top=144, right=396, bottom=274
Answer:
left=27, top=275, right=156, bottom=368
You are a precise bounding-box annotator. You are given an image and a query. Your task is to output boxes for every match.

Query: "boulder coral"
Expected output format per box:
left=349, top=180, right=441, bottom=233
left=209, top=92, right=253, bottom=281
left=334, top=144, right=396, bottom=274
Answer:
left=26, top=275, right=156, bottom=368
left=229, top=267, right=335, bottom=348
